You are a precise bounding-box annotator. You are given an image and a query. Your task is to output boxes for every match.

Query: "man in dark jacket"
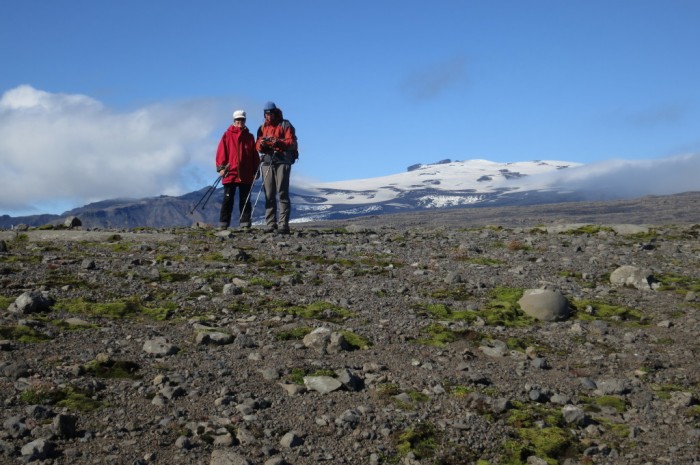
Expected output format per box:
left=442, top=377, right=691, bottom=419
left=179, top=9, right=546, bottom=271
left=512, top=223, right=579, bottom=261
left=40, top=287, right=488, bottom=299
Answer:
left=215, top=110, right=260, bottom=229
left=256, top=101, right=297, bottom=234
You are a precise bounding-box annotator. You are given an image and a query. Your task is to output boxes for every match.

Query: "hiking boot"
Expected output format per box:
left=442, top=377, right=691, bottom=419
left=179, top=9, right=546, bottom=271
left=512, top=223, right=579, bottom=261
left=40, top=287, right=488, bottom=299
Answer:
left=263, top=224, right=277, bottom=233
left=217, top=222, right=229, bottom=231
left=277, top=226, right=290, bottom=235
left=239, top=221, right=251, bottom=229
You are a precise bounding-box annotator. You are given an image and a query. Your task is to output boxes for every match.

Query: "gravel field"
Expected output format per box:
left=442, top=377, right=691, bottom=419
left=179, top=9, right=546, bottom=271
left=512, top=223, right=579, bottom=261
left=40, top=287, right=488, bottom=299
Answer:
left=1, top=192, right=699, bottom=465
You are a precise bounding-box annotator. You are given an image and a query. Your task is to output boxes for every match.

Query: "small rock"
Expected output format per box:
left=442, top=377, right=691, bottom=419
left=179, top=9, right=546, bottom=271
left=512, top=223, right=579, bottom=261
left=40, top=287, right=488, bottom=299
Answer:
left=279, top=383, right=307, bottom=396
left=21, top=438, right=55, bottom=461
left=279, top=431, right=303, bottom=448
left=304, top=376, right=343, bottom=394
left=595, top=378, right=629, bottom=395
left=610, top=265, right=654, bottom=291
left=52, top=414, right=78, bottom=438
left=142, top=337, right=179, bottom=356
left=3, top=416, right=27, bottom=438
left=302, top=327, right=332, bottom=354
left=175, top=435, right=192, bottom=450
left=336, top=368, right=363, bottom=391
left=196, top=331, right=234, bottom=345
left=210, top=449, right=253, bottom=465
left=562, top=405, right=586, bottom=425
left=480, top=339, right=508, bottom=357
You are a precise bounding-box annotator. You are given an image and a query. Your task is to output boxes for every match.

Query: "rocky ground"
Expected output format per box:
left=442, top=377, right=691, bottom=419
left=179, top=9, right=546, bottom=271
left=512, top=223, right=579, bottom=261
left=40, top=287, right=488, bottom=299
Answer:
left=1, top=194, right=699, bottom=465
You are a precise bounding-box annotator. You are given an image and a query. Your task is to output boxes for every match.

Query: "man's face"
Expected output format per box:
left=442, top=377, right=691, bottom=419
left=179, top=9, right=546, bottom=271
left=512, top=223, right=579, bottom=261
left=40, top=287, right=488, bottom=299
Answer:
left=264, top=110, right=274, bottom=122
left=234, top=118, right=246, bottom=128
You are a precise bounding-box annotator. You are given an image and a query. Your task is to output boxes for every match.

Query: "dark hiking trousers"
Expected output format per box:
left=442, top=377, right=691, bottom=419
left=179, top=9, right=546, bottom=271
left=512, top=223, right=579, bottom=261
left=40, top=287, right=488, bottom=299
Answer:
left=219, top=182, right=253, bottom=227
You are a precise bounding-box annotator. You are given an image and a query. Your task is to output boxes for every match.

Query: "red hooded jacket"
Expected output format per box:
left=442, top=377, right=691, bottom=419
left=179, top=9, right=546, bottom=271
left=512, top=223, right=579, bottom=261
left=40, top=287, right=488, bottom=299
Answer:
left=255, top=109, right=296, bottom=156
left=215, top=125, right=260, bottom=185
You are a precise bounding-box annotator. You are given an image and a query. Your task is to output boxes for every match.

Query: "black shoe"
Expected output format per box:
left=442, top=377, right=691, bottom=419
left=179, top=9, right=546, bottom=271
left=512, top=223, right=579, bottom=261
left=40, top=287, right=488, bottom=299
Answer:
left=263, top=224, right=277, bottom=233
left=278, top=226, right=290, bottom=235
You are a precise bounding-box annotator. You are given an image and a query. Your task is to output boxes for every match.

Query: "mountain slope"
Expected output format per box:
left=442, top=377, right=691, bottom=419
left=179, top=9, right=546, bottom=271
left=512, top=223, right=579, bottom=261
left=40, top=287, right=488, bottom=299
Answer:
left=1, top=159, right=590, bottom=229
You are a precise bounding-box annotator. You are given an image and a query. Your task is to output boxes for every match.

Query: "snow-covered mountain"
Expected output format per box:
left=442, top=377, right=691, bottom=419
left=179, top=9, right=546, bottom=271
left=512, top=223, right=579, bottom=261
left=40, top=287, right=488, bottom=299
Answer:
left=288, top=159, right=581, bottom=222
left=0, top=158, right=591, bottom=228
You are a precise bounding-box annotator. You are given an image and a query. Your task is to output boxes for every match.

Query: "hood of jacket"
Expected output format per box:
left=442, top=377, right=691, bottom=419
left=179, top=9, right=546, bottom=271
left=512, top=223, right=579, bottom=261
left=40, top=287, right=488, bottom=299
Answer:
left=227, top=125, right=249, bottom=135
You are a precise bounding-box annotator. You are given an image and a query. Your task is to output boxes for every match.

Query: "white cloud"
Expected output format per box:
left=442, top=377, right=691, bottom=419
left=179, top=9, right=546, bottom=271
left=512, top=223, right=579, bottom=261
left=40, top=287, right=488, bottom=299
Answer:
left=506, top=153, right=700, bottom=199
left=0, top=85, right=221, bottom=215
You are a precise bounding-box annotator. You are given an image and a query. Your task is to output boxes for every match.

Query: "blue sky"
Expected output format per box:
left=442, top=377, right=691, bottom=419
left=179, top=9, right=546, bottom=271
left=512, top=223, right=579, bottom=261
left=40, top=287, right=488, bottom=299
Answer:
left=1, top=0, right=699, bottom=216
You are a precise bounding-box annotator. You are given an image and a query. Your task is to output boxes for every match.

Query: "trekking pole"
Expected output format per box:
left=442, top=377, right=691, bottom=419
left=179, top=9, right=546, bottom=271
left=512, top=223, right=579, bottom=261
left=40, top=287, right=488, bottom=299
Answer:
left=190, top=174, right=222, bottom=215
left=252, top=163, right=273, bottom=221
left=238, top=164, right=262, bottom=225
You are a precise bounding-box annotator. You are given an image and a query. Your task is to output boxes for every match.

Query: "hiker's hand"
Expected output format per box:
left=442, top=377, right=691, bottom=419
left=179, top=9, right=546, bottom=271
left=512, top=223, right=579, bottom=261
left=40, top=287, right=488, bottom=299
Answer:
left=218, top=170, right=226, bottom=177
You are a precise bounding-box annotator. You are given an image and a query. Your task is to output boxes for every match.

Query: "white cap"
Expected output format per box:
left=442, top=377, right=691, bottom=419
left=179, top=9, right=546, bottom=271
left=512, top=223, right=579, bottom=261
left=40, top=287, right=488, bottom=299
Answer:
left=233, top=110, right=246, bottom=120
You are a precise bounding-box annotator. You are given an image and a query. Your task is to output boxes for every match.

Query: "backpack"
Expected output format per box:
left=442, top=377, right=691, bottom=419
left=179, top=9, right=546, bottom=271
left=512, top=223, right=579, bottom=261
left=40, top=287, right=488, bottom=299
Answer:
left=259, top=119, right=299, bottom=163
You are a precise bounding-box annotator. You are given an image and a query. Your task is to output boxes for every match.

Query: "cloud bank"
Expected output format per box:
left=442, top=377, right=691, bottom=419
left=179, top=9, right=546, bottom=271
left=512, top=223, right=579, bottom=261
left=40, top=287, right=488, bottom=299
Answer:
left=0, top=85, right=220, bottom=215
left=506, top=153, right=700, bottom=200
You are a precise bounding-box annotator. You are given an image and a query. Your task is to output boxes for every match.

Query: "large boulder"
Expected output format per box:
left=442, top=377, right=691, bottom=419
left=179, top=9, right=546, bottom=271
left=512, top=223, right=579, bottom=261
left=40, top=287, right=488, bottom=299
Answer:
left=518, top=289, right=570, bottom=321
left=8, top=291, right=54, bottom=315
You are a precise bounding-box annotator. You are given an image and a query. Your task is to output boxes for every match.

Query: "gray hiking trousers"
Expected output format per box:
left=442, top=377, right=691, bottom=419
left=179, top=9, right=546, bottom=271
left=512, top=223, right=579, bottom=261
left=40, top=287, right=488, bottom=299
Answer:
left=261, top=163, right=291, bottom=228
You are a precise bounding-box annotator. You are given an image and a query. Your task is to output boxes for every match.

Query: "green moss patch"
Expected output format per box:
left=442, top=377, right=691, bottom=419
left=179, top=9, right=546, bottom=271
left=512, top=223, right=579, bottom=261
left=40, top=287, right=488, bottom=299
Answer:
left=580, top=395, right=628, bottom=413
left=428, top=287, right=473, bottom=301
left=55, top=387, right=103, bottom=412
left=416, top=323, right=483, bottom=347
left=83, top=359, right=140, bottom=379
left=0, top=325, right=52, bottom=343
left=339, top=330, right=371, bottom=350
left=502, top=427, right=574, bottom=464
left=418, top=291, right=533, bottom=328
left=416, top=324, right=458, bottom=347
left=395, top=423, right=438, bottom=460
left=0, top=254, right=41, bottom=264
left=657, top=272, right=700, bottom=294
left=650, top=383, right=687, bottom=400
left=502, top=401, right=577, bottom=464
left=275, top=326, right=313, bottom=341
left=571, top=299, right=646, bottom=324
left=55, top=297, right=175, bottom=320
left=43, top=271, right=94, bottom=289
left=0, top=295, right=14, bottom=310
left=271, top=300, right=353, bottom=322
left=249, top=277, right=277, bottom=289
left=21, top=386, right=102, bottom=412
left=374, top=383, right=401, bottom=398
left=158, top=270, right=191, bottom=283
left=481, top=287, right=533, bottom=327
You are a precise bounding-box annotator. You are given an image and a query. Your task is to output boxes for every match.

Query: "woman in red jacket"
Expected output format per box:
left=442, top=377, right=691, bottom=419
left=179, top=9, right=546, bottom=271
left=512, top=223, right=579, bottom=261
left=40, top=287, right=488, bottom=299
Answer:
left=215, top=110, right=260, bottom=229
